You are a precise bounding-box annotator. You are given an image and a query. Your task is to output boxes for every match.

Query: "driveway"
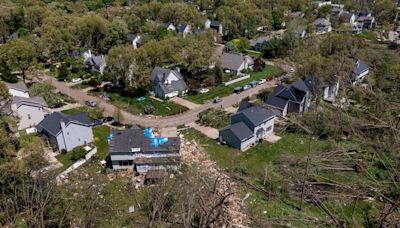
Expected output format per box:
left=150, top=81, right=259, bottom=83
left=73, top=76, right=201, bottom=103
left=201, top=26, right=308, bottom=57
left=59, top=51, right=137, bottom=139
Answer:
left=187, top=122, right=219, bottom=139
left=170, top=97, right=200, bottom=110
left=34, top=70, right=285, bottom=128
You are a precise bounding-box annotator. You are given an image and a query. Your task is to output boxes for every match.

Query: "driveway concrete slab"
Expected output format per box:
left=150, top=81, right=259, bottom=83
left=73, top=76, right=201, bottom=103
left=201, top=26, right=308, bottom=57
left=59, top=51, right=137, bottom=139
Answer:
left=188, top=122, right=219, bottom=139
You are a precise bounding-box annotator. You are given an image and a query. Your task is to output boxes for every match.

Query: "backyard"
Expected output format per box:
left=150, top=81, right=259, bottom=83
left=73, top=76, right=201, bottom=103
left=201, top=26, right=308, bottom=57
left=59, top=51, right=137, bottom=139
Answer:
left=179, top=127, right=384, bottom=227
left=186, top=65, right=284, bottom=104
left=109, top=93, right=188, bottom=116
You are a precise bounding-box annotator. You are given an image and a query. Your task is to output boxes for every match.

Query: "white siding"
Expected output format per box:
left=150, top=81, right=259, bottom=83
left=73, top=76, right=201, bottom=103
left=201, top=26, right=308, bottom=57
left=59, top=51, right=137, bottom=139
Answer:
left=13, top=104, right=47, bottom=130
left=59, top=123, right=93, bottom=152
left=9, top=89, right=29, bottom=98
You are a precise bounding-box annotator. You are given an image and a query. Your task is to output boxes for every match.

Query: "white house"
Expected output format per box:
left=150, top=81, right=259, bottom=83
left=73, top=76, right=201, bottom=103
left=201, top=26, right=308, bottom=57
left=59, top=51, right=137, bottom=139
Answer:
left=5, top=82, right=29, bottom=98
left=150, top=67, right=188, bottom=99
left=222, top=53, right=254, bottom=73
left=176, top=23, right=191, bottom=37
left=11, top=96, right=49, bottom=130
left=205, top=19, right=223, bottom=35
left=127, top=33, right=141, bottom=49
left=353, top=59, right=369, bottom=84
left=164, top=23, right=176, bottom=31
left=36, top=112, right=94, bottom=152
left=314, top=18, right=332, bottom=34
left=83, top=50, right=106, bottom=74
left=219, top=102, right=276, bottom=151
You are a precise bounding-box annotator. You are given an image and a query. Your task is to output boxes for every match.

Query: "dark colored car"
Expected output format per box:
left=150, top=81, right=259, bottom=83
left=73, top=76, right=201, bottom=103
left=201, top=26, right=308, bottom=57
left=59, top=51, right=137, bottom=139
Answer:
left=50, top=101, right=64, bottom=109
left=91, top=119, right=103, bottom=126
left=234, top=86, right=243, bottom=94
left=103, top=116, right=114, bottom=123
left=213, top=96, right=221, bottom=103
left=250, top=80, right=258, bottom=87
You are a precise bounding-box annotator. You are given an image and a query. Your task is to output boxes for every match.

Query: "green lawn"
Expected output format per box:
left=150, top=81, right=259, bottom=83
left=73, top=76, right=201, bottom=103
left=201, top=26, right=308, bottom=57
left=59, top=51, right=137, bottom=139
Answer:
left=61, top=106, right=104, bottom=119
left=186, top=65, right=284, bottom=104
left=109, top=94, right=188, bottom=116
left=92, top=125, right=110, bottom=159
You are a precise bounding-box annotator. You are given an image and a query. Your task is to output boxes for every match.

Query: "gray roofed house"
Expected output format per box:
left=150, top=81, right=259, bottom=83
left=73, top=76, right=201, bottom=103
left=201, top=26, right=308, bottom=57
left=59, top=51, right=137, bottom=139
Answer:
left=36, top=112, right=93, bottom=152
left=11, top=96, right=49, bottom=130
left=219, top=102, right=275, bottom=151
left=5, top=82, right=29, bottom=98
left=127, top=32, right=141, bottom=49
left=302, top=76, right=340, bottom=102
left=265, top=79, right=313, bottom=117
left=164, top=23, right=176, bottom=31
left=83, top=50, right=106, bottom=74
left=222, top=53, right=254, bottom=73
left=109, top=127, right=181, bottom=173
left=340, top=11, right=357, bottom=24
left=249, top=36, right=270, bottom=51
left=205, top=20, right=223, bottom=35
left=295, top=26, right=307, bottom=38
left=314, top=18, right=332, bottom=34
left=175, top=23, right=191, bottom=37
left=357, top=16, right=375, bottom=29
left=352, top=59, right=369, bottom=84
left=150, top=67, right=188, bottom=99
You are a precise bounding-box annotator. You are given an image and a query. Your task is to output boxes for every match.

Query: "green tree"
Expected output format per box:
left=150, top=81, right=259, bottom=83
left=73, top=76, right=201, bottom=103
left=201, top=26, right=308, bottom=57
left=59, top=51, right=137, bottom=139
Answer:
left=57, top=63, right=69, bottom=81
left=5, top=38, right=36, bottom=82
left=272, top=11, right=282, bottom=30
left=245, top=15, right=257, bottom=38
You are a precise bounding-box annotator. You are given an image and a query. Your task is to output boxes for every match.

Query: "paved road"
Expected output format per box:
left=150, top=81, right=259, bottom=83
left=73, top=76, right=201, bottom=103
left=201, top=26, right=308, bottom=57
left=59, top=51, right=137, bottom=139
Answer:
left=36, top=68, right=290, bottom=128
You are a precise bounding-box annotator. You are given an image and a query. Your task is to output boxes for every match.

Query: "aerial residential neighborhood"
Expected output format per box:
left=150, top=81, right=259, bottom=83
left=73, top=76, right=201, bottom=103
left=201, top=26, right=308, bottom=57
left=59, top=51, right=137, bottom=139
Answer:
left=0, top=0, right=399, bottom=227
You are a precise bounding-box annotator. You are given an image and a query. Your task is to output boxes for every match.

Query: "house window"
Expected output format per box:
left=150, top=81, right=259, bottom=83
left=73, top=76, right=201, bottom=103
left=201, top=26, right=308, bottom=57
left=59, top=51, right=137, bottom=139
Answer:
left=122, top=161, right=129, bottom=166
left=67, top=132, right=69, bottom=135
left=27, top=114, right=31, bottom=120
left=38, top=108, right=41, bottom=111
left=78, top=138, right=81, bottom=142
left=266, top=126, right=272, bottom=132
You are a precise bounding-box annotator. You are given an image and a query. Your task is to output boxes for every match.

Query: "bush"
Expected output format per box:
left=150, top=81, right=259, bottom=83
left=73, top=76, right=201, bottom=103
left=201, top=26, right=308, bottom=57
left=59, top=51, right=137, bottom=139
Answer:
left=144, top=105, right=155, bottom=114
left=198, top=108, right=230, bottom=129
left=70, top=147, right=87, bottom=161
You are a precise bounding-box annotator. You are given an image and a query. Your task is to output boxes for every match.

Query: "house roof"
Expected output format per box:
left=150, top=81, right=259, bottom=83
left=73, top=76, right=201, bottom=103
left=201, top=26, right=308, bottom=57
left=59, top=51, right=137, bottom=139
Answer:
left=36, top=112, right=92, bottom=136
left=5, top=82, right=28, bottom=93
left=292, top=79, right=311, bottom=93
left=176, top=23, right=190, bottom=33
left=222, top=53, right=253, bottom=71
left=210, top=20, right=221, bottom=28
left=250, top=36, right=270, bottom=47
left=234, top=105, right=275, bottom=126
left=314, top=18, right=331, bottom=26
left=192, top=28, right=204, bottom=35
left=85, top=55, right=106, bottom=68
left=266, top=80, right=310, bottom=109
left=12, top=96, right=47, bottom=108
left=109, top=127, right=181, bottom=153
left=220, top=121, right=253, bottom=141
left=266, top=94, right=289, bottom=110
left=127, top=32, right=140, bottom=42
left=295, top=26, right=306, bottom=36
left=150, top=67, right=188, bottom=94
left=353, top=59, right=369, bottom=75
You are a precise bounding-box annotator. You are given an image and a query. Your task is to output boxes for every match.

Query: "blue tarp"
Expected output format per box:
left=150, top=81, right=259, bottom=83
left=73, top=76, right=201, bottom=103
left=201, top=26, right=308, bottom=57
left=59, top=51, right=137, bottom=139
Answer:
left=136, top=96, right=146, bottom=102
left=108, top=133, right=113, bottom=141
left=144, top=128, right=169, bottom=147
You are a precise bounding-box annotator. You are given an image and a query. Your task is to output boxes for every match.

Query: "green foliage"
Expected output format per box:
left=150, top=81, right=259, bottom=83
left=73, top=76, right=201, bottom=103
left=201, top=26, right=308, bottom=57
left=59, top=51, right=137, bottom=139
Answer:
left=198, top=108, right=230, bottom=129
left=0, top=82, right=10, bottom=98
left=272, top=11, right=283, bottom=30
left=57, top=63, right=69, bottom=81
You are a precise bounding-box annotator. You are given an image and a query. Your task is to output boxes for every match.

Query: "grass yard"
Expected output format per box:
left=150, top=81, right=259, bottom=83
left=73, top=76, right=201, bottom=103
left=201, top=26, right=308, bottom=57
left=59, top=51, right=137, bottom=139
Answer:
left=61, top=106, right=104, bottom=119
left=92, top=125, right=110, bottom=159
left=179, top=127, right=382, bottom=227
left=109, top=94, right=188, bottom=116
left=186, top=65, right=284, bottom=104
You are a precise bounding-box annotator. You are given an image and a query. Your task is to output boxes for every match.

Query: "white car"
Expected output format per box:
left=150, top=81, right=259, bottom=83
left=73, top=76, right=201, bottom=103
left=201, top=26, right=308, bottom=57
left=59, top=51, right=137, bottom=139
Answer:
left=71, top=78, right=82, bottom=83
left=199, top=88, right=209, bottom=94
left=258, top=79, right=266, bottom=84
left=243, top=85, right=251, bottom=91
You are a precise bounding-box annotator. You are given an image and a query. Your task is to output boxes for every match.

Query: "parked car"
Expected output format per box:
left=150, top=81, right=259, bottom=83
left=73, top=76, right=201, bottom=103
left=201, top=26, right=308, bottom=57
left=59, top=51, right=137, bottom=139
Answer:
left=71, top=78, right=82, bottom=83
left=250, top=81, right=258, bottom=87
left=266, top=76, right=273, bottom=81
left=103, top=116, right=114, bottom=123
left=234, top=86, right=243, bottom=94
left=289, top=68, right=295, bottom=73
left=213, top=96, right=221, bottom=103
left=91, top=119, right=103, bottom=126
left=258, top=79, right=266, bottom=84
left=50, top=101, right=64, bottom=109
left=243, top=85, right=251, bottom=91
left=199, top=88, right=209, bottom=94
left=85, top=100, right=97, bottom=107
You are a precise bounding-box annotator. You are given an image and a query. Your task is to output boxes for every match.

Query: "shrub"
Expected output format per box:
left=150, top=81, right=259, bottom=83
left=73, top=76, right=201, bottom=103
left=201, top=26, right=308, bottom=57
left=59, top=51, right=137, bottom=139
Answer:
left=144, top=105, right=155, bottom=114
left=70, top=147, right=87, bottom=161
left=198, top=108, right=230, bottom=129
